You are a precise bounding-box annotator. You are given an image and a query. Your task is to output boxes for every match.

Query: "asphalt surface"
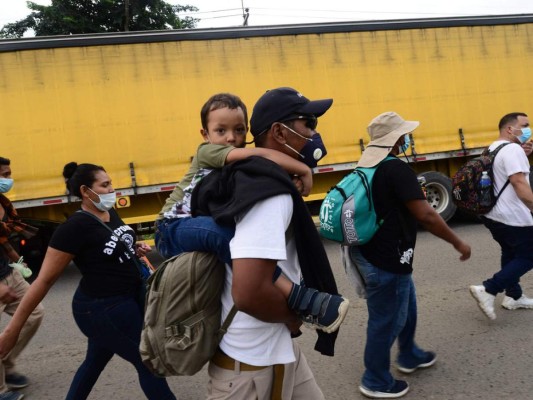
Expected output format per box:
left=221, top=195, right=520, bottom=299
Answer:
left=2, top=220, right=532, bottom=399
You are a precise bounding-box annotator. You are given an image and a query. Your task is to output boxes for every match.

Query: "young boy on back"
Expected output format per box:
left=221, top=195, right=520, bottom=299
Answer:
left=155, top=93, right=348, bottom=333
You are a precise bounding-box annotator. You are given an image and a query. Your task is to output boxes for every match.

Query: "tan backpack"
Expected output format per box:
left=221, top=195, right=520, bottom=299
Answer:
left=140, top=251, right=236, bottom=376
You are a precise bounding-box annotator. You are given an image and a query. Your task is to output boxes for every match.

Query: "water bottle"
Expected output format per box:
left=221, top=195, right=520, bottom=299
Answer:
left=479, top=171, right=492, bottom=207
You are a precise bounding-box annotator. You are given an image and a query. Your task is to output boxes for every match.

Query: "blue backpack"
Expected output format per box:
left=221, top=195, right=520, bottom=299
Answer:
left=319, top=157, right=394, bottom=245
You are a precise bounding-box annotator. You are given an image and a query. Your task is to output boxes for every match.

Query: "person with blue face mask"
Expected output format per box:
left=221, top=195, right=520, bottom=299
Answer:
left=470, top=112, right=533, bottom=320
left=344, top=112, right=471, bottom=399
left=0, top=156, right=43, bottom=400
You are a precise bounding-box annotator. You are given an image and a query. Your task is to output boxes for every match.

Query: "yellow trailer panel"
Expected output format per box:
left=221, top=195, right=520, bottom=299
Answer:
left=1, top=15, right=532, bottom=268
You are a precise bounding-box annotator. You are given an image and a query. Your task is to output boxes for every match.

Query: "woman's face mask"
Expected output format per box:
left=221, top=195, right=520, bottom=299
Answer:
left=0, top=178, right=14, bottom=193
left=88, top=188, right=116, bottom=211
left=281, top=123, right=328, bottom=169
left=511, top=126, right=532, bottom=144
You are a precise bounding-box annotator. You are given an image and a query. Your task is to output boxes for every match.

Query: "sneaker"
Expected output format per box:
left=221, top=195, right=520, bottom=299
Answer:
left=359, top=380, right=409, bottom=399
left=0, top=391, right=24, bottom=400
left=396, top=351, right=437, bottom=374
left=469, top=285, right=496, bottom=320
left=501, top=295, right=533, bottom=310
left=5, top=373, right=28, bottom=389
left=290, top=286, right=350, bottom=333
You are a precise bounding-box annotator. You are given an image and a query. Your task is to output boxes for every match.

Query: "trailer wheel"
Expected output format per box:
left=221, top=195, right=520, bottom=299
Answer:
left=419, top=171, right=456, bottom=222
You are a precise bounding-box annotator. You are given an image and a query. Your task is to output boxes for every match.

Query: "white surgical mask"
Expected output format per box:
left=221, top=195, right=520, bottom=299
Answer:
left=0, top=178, right=13, bottom=193
left=88, top=188, right=116, bottom=211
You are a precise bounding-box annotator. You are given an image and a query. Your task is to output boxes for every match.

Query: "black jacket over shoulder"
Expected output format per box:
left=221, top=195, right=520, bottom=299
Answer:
left=191, top=156, right=339, bottom=356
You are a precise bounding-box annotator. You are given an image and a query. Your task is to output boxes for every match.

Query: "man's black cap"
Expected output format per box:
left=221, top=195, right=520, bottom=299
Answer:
left=250, top=87, right=333, bottom=137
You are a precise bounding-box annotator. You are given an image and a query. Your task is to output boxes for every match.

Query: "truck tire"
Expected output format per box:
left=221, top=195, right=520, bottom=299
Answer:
left=418, top=171, right=456, bottom=222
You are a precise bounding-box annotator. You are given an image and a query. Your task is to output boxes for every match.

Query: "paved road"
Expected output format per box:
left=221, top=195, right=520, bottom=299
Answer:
left=2, top=220, right=532, bottom=399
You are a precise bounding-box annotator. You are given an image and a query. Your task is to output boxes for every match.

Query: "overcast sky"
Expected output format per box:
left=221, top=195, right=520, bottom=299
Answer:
left=2, top=0, right=533, bottom=31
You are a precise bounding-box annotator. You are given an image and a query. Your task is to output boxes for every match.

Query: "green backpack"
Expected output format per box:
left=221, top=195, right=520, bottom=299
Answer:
left=140, top=251, right=236, bottom=376
left=319, top=157, right=394, bottom=245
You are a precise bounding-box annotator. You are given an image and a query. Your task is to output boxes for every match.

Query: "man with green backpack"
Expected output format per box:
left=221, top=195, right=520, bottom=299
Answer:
left=343, top=112, right=471, bottom=399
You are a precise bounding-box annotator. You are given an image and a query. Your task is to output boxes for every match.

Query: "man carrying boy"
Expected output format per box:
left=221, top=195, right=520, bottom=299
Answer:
left=156, top=92, right=348, bottom=334
left=192, top=87, right=339, bottom=399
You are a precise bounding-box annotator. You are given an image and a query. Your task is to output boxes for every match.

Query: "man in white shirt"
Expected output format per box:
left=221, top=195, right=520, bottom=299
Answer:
left=204, top=87, right=335, bottom=400
left=470, top=112, right=533, bottom=320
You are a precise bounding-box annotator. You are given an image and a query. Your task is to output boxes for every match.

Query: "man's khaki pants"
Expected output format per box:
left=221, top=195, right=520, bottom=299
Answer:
left=206, top=342, right=325, bottom=400
left=0, top=270, right=44, bottom=393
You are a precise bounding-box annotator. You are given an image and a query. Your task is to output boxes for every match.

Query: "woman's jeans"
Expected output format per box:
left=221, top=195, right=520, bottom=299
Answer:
left=155, top=216, right=235, bottom=264
left=349, top=247, right=427, bottom=391
left=67, top=288, right=176, bottom=400
left=481, top=217, right=533, bottom=299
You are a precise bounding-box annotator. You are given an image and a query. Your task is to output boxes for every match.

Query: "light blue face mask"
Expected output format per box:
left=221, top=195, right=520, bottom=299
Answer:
left=0, top=178, right=14, bottom=193
left=512, top=127, right=532, bottom=144
left=399, top=134, right=411, bottom=153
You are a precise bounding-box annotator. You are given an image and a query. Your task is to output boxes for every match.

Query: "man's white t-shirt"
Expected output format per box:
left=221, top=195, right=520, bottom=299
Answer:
left=219, top=194, right=300, bottom=366
left=485, top=140, right=533, bottom=226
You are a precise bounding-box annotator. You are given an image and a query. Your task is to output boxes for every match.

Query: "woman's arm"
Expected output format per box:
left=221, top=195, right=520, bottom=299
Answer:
left=226, top=147, right=313, bottom=196
left=0, top=247, right=74, bottom=357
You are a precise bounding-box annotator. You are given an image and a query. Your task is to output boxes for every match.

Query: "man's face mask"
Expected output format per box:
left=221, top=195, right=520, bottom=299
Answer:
left=281, top=123, right=328, bottom=169
left=511, top=126, right=532, bottom=144
left=399, top=134, right=411, bottom=154
left=0, top=178, right=13, bottom=193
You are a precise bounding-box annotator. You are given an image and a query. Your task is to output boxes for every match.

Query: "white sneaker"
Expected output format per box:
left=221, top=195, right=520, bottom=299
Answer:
left=501, top=295, right=533, bottom=310
left=469, top=285, right=496, bottom=320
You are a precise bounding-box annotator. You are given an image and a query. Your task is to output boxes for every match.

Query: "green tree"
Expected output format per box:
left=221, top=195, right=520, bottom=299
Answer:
left=1, top=0, right=199, bottom=38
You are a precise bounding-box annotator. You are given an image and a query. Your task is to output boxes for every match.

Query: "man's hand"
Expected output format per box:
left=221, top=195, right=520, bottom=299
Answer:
left=292, top=169, right=313, bottom=197
left=286, top=317, right=303, bottom=335
left=454, top=240, right=472, bottom=261
left=135, top=242, right=152, bottom=257
left=522, top=141, right=533, bottom=156
left=0, top=283, right=18, bottom=304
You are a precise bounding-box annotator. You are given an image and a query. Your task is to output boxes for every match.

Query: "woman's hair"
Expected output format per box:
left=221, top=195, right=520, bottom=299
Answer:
left=0, top=157, right=10, bottom=167
left=63, top=162, right=106, bottom=197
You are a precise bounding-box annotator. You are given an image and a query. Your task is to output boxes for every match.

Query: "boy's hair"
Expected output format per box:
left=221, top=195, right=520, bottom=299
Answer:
left=0, top=157, right=10, bottom=167
left=498, top=112, right=528, bottom=130
left=200, top=93, right=248, bottom=130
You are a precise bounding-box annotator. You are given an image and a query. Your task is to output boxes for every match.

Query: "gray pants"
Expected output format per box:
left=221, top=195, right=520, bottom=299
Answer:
left=0, top=270, right=44, bottom=393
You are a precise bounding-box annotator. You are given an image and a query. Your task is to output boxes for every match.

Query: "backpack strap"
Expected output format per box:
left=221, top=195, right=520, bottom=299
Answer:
left=218, top=306, right=238, bottom=338
left=77, top=209, right=147, bottom=280
left=487, top=143, right=512, bottom=203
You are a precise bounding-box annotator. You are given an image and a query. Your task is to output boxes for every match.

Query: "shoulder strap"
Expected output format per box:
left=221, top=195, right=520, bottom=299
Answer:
left=488, top=143, right=512, bottom=203
left=77, top=210, right=146, bottom=279
left=218, top=306, right=238, bottom=339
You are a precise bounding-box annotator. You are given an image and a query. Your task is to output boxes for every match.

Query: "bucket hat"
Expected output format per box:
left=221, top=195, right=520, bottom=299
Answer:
left=357, top=111, right=419, bottom=168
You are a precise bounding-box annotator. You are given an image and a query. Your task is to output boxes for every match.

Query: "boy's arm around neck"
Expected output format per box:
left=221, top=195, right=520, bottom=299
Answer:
left=226, top=147, right=312, bottom=196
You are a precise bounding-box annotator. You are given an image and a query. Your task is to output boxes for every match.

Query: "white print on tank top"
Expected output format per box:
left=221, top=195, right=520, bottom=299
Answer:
left=400, top=248, right=414, bottom=265
left=102, top=224, right=135, bottom=263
